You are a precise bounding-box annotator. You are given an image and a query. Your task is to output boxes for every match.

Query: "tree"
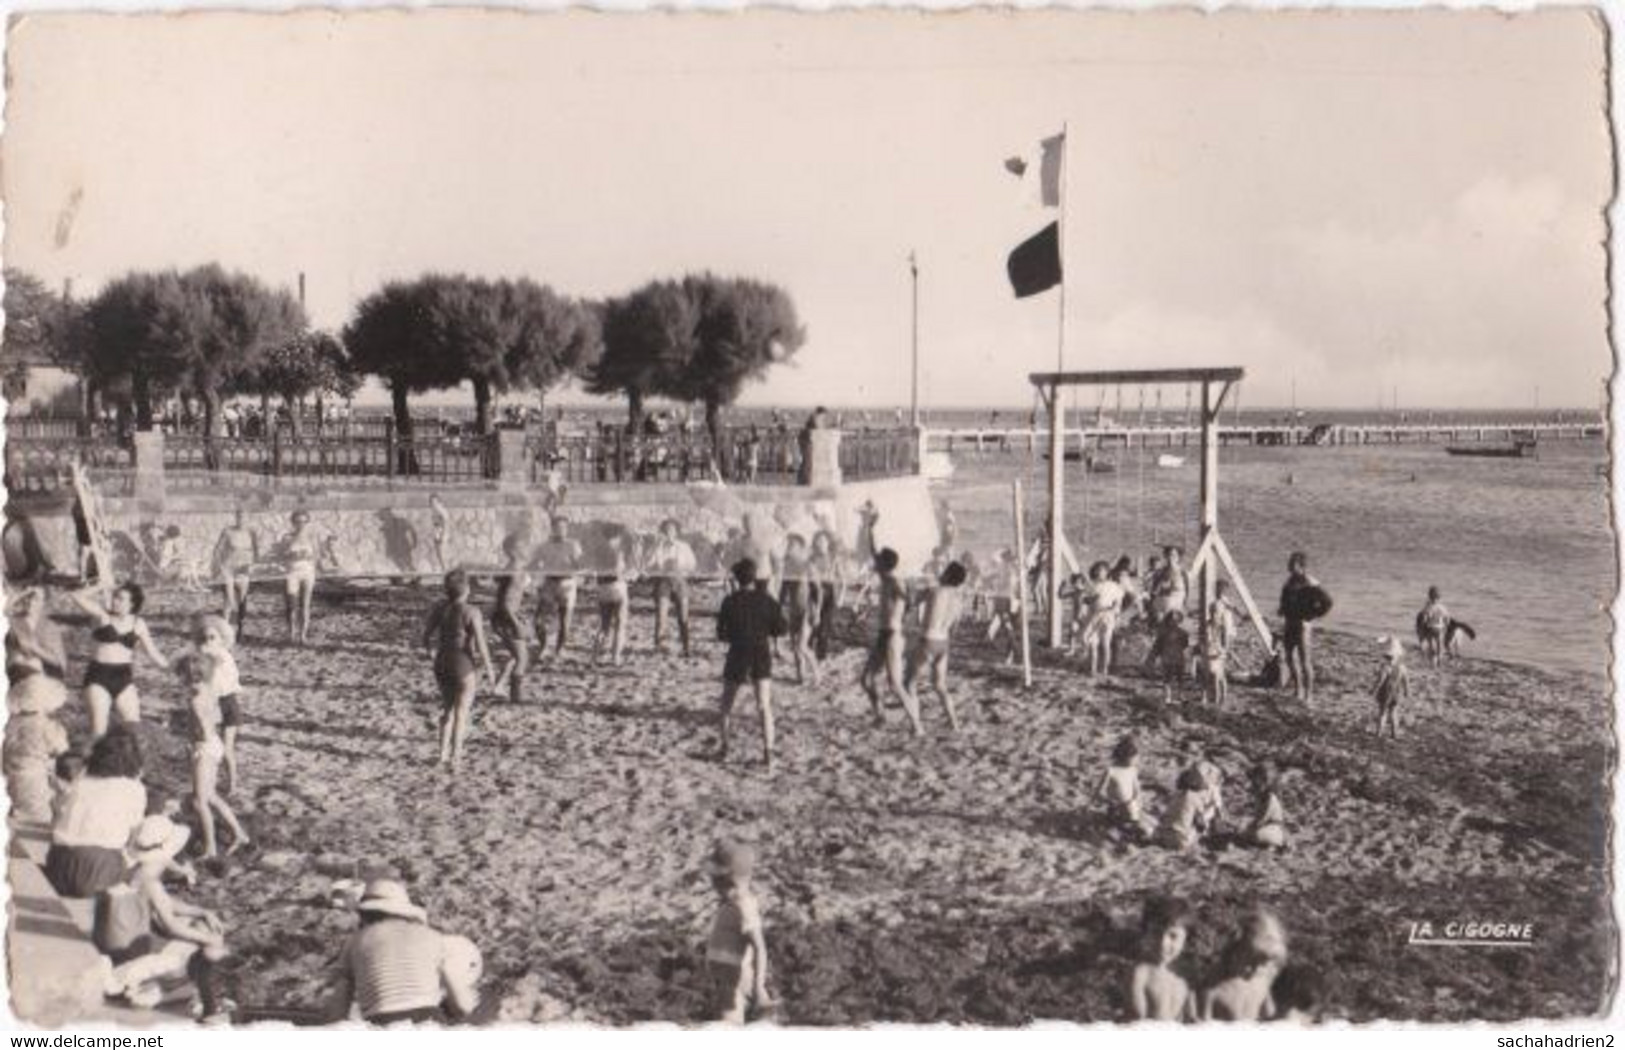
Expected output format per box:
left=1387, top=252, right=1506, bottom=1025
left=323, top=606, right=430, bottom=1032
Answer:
left=665, top=274, right=806, bottom=452
left=249, top=331, right=361, bottom=437
left=345, top=274, right=601, bottom=439
left=2, top=270, right=66, bottom=402
left=343, top=276, right=469, bottom=449
left=79, top=266, right=305, bottom=435
left=588, top=280, right=697, bottom=432
left=500, top=279, right=601, bottom=429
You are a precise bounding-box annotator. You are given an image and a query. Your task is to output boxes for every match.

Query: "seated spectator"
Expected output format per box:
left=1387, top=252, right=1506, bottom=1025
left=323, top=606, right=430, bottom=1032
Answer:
left=45, top=729, right=148, bottom=898
left=324, top=879, right=483, bottom=1025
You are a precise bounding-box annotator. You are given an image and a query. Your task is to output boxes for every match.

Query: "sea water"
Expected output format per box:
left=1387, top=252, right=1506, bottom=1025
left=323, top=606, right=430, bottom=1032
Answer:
left=939, top=439, right=1614, bottom=677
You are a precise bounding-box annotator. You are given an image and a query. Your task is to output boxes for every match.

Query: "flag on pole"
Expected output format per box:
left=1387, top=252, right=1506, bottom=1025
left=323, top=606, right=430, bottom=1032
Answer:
left=1007, top=221, right=1061, bottom=298
left=1004, top=131, right=1065, bottom=208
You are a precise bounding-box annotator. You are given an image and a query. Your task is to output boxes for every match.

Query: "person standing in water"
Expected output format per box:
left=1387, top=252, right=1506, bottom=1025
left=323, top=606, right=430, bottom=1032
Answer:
left=423, top=570, right=494, bottom=771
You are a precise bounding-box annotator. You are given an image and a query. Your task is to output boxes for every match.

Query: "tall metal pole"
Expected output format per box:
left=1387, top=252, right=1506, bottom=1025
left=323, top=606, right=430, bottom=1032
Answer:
left=1198, top=381, right=1219, bottom=654
left=909, top=251, right=920, bottom=428
left=1047, top=123, right=1069, bottom=648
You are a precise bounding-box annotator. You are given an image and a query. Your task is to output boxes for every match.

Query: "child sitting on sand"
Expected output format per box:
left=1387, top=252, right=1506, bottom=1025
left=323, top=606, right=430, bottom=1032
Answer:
left=1180, top=744, right=1228, bottom=835
left=1372, top=636, right=1410, bottom=739
left=98, top=814, right=232, bottom=1020
left=1156, top=766, right=1210, bottom=852
left=181, top=652, right=249, bottom=861
left=1244, top=761, right=1287, bottom=851
left=706, top=839, right=772, bottom=1024
left=1129, top=896, right=1196, bottom=1021
left=1093, top=736, right=1148, bottom=839
left=1201, top=909, right=1289, bottom=1021
left=1149, top=612, right=1191, bottom=703
left=1416, top=586, right=1450, bottom=667
left=195, top=616, right=244, bottom=796
left=1270, top=962, right=1324, bottom=1024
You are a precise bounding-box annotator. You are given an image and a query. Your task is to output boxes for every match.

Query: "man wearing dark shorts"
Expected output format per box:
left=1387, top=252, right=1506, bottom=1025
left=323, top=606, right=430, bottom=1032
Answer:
left=715, top=559, right=788, bottom=772
left=1278, top=551, right=1320, bottom=703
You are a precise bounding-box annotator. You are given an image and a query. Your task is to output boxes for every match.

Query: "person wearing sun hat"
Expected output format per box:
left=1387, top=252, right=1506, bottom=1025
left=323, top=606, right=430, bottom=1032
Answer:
left=326, top=879, right=483, bottom=1025
left=705, top=839, right=772, bottom=1023
left=100, top=814, right=233, bottom=1020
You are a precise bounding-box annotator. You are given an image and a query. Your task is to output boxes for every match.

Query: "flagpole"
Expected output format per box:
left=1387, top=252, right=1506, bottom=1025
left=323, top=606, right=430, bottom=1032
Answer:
left=1046, top=121, right=1068, bottom=648
left=909, top=250, right=920, bottom=428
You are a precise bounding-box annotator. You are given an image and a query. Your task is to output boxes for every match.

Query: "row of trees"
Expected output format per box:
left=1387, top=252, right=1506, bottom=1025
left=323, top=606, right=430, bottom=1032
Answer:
left=2, top=266, right=806, bottom=449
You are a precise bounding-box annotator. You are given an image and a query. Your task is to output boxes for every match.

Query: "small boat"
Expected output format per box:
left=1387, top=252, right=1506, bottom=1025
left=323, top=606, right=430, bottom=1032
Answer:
left=1445, top=440, right=1537, bottom=459
left=1156, top=454, right=1185, bottom=469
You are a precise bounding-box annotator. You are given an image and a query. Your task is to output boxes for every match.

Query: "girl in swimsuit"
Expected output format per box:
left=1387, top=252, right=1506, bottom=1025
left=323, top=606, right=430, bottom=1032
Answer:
left=182, top=651, right=249, bottom=860
left=278, top=510, right=319, bottom=645
left=70, top=583, right=170, bottom=738
left=213, top=508, right=257, bottom=636
left=423, top=570, right=493, bottom=770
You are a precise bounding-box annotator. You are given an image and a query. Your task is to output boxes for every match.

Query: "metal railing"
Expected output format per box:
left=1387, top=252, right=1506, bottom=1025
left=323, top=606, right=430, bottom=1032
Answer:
left=161, top=430, right=497, bottom=484
left=2, top=436, right=133, bottom=493
left=840, top=429, right=919, bottom=480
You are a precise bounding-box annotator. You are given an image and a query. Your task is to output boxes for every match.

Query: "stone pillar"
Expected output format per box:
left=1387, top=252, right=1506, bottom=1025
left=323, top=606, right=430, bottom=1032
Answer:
left=132, top=430, right=165, bottom=503
left=808, top=429, right=842, bottom=488
left=496, top=429, right=529, bottom=491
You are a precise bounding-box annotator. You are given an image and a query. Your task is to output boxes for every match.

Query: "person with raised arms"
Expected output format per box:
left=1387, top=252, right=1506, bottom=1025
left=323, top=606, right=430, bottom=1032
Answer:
left=71, top=582, right=170, bottom=738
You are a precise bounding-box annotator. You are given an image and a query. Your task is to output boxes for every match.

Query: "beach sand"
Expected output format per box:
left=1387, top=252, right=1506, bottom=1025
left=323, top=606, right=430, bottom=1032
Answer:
left=66, top=580, right=1615, bottom=1024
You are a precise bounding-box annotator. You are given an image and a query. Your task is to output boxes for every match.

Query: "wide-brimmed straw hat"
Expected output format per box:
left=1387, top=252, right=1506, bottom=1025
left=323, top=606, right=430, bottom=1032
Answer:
left=130, top=815, right=191, bottom=863
left=356, top=879, right=428, bottom=923
left=705, top=840, right=756, bottom=880
left=8, top=673, right=67, bottom=716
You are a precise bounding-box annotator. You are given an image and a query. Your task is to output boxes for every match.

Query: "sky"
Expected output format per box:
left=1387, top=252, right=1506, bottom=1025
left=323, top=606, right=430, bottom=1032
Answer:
left=1, top=8, right=1612, bottom=411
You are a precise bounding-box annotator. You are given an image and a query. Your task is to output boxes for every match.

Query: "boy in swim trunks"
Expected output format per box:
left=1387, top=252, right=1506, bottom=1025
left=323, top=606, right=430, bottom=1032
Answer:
left=860, top=548, right=923, bottom=736
left=534, top=517, right=585, bottom=661
left=714, top=560, right=788, bottom=771
left=1094, top=735, right=1149, bottom=840
left=903, top=561, right=968, bottom=732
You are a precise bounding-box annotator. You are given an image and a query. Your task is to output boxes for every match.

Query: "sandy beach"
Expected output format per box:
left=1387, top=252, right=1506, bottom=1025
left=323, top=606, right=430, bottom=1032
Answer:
left=47, top=575, right=1614, bottom=1025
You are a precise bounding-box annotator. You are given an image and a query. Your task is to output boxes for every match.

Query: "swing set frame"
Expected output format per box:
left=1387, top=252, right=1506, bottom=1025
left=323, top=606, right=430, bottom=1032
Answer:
left=1027, top=366, right=1272, bottom=653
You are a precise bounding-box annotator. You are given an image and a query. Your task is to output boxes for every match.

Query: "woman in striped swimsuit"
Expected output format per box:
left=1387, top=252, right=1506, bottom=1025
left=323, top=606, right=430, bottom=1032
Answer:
left=70, top=583, right=170, bottom=738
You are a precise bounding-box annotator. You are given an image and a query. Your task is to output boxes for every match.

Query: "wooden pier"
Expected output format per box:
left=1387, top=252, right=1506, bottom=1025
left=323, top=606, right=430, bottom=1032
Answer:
left=926, top=420, right=1604, bottom=454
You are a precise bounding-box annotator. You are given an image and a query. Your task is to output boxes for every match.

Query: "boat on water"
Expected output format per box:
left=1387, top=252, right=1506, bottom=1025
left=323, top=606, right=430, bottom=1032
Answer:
left=1156, top=454, right=1185, bottom=469
left=1445, top=440, right=1538, bottom=460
